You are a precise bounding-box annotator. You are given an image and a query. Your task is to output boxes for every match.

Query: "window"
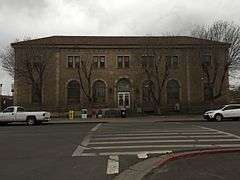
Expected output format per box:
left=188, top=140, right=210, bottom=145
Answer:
left=3, top=107, right=14, bottom=113
left=124, top=56, right=129, bottom=68
left=93, top=56, right=98, bottom=68
left=67, top=56, right=74, bottom=68
left=172, top=56, right=179, bottom=68
left=202, top=55, right=211, bottom=66
left=100, top=56, right=105, bottom=68
left=17, top=107, right=25, bottom=112
left=142, top=80, right=154, bottom=103
left=166, top=56, right=172, bottom=68
left=117, top=56, right=123, bottom=68
left=141, top=56, right=154, bottom=68
left=117, top=56, right=130, bottom=68
left=166, top=56, right=179, bottom=69
left=204, top=83, right=214, bottom=102
left=75, top=56, right=80, bottom=68
left=223, top=106, right=240, bottom=111
left=93, top=80, right=106, bottom=103
left=67, top=80, right=80, bottom=105
left=93, top=56, right=105, bottom=69
left=117, top=78, right=131, bottom=92
left=167, top=80, right=180, bottom=105
left=67, top=56, right=81, bottom=68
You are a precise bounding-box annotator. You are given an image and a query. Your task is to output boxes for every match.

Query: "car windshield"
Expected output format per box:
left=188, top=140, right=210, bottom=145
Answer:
left=220, top=105, right=227, bottom=110
left=17, top=107, right=25, bottom=112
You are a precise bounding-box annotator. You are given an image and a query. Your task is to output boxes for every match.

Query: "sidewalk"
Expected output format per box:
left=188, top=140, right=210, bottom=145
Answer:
left=143, top=150, right=240, bottom=180
left=48, top=115, right=204, bottom=124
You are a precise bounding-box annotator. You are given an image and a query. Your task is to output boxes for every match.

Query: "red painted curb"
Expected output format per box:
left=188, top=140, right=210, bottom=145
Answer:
left=153, top=148, right=240, bottom=169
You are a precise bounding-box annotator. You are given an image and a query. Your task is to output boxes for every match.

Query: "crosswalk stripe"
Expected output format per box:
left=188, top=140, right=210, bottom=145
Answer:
left=94, top=132, right=222, bottom=137
left=106, top=155, right=119, bottom=175
left=195, top=125, right=240, bottom=139
left=89, top=144, right=240, bottom=150
left=92, top=135, right=232, bottom=141
left=72, top=145, right=88, bottom=156
left=91, top=123, right=102, bottom=132
left=78, top=150, right=172, bottom=156
left=97, top=129, right=215, bottom=133
left=89, top=138, right=240, bottom=145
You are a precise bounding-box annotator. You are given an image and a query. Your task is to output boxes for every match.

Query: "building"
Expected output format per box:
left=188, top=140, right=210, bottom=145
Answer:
left=12, top=36, right=230, bottom=114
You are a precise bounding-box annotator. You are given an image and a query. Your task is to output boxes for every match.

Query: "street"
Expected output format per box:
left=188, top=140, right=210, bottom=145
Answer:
left=1, top=120, right=240, bottom=180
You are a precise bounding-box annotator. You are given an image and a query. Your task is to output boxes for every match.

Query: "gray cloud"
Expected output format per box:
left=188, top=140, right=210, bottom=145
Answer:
left=0, top=0, right=240, bottom=93
left=0, top=0, right=48, bottom=13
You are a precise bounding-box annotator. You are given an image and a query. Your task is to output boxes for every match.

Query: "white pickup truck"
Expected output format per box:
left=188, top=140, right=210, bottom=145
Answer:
left=0, top=106, right=51, bottom=125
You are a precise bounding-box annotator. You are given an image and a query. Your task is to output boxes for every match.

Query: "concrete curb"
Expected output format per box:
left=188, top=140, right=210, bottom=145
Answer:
left=144, top=148, right=240, bottom=179
left=114, top=148, right=240, bottom=180
left=153, top=147, right=240, bottom=167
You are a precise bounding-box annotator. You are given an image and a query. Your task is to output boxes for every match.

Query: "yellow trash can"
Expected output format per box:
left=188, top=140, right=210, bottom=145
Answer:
left=69, top=110, right=74, bottom=119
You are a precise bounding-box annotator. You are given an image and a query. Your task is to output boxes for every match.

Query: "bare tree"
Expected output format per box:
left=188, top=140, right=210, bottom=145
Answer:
left=191, top=20, right=240, bottom=102
left=137, top=47, right=169, bottom=114
left=76, top=54, right=95, bottom=107
left=0, top=45, right=15, bottom=78
left=11, top=45, right=53, bottom=108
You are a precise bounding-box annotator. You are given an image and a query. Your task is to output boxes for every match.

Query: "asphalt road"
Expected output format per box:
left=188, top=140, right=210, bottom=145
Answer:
left=1, top=120, right=240, bottom=180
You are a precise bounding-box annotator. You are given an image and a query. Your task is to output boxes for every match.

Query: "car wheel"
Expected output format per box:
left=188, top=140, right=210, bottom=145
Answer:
left=27, top=117, right=36, bottom=126
left=215, top=114, right=223, bottom=122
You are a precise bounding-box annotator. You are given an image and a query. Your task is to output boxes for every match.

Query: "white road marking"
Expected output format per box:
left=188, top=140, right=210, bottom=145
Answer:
left=72, top=134, right=91, bottom=156
left=89, top=144, right=240, bottom=150
left=79, top=150, right=172, bottom=157
left=89, top=138, right=240, bottom=145
left=72, top=132, right=92, bottom=156
left=106, top=155, right=119, bottom=175
left=137, top=152, right=148, bottom=159
left=97, top=129, right=213, bottom=133
left=72, top=145, right=89, bottom=156
left=81, top=134, right=91, bottom=146
left=91, top=123, right=103, bottom=132
left=92, top=135, right=231, bottom=141
left=90, top=139, right=196, bottom=144
left=94, top=132, right=222, bottom=137
left=195, top=125, right=240, bottom=139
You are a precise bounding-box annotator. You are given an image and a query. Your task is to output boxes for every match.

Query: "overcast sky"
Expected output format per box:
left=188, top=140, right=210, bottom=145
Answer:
left=0, top=0, right=240, bottom=94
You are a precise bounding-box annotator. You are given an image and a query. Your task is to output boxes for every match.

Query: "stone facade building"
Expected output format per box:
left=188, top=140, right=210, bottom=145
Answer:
left=12, top=36, right=230, bottom=113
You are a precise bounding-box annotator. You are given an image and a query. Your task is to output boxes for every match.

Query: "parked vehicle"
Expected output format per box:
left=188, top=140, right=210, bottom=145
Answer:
left=203, top=104, right=240, bottom=121
left=0, top=106, right=51, bottom=125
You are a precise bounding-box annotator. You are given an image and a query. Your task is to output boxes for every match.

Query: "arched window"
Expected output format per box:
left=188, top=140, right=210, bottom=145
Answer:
left=167, top=80, right=180, bottom=105
left=142, top=80, right=154, bottom=103
left=117, top=78, right=131, bottom=92
left=67, top=80, right=80, bottom=105
left=93, top=80, right=106, bottom=103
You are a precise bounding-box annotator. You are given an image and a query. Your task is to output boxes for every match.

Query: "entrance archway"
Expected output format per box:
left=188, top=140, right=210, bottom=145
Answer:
left=167, top=79, right=180, bottom=106
left=67, top=80, right=80, bottom=105
left=116, top=78, right=131, bottom=108
left=142, top=80, right=154, bottom=112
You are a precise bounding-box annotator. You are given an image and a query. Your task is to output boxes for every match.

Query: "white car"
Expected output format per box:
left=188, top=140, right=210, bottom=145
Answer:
left=0, top=106, right=51, bottom=125
left=203, top=104, right=240, bottom=121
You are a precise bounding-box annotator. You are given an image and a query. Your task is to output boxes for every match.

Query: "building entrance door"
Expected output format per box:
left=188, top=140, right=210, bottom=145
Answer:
left=118, top=92, right=130, bottom=108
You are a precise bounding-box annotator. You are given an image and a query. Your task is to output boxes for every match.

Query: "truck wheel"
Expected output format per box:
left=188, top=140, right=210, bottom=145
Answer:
left=27, top=117, right=36, bottom=126
left=215, top=114, right=223, bottom=122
